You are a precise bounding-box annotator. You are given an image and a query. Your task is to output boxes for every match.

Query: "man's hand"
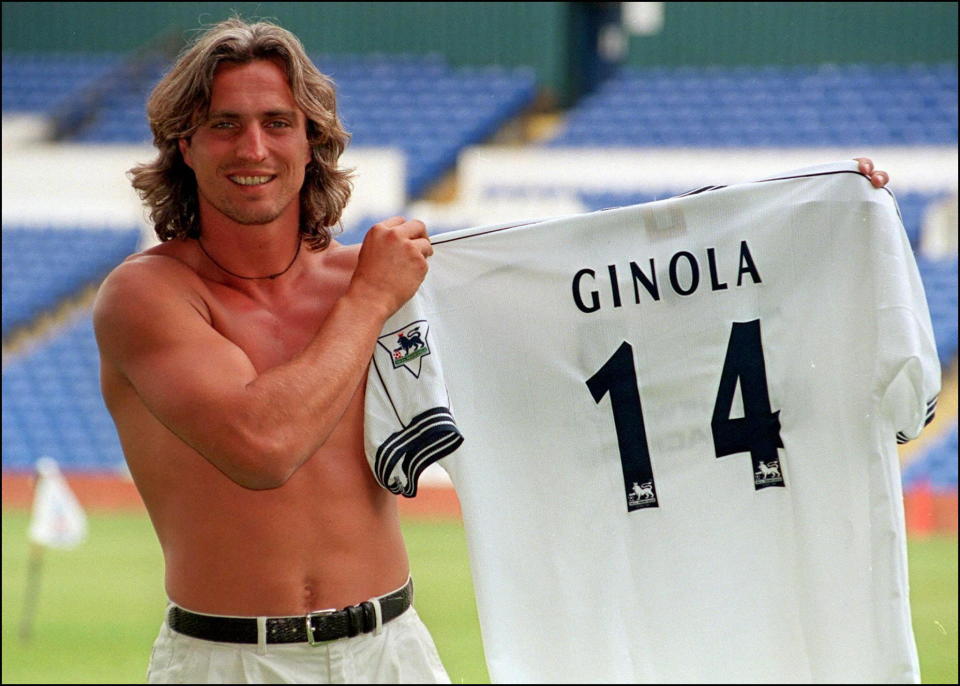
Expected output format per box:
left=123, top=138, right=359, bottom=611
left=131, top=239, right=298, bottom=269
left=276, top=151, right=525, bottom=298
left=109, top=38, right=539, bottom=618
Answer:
left=349, top=216, right=434, bottom=318
left=855, top=158, right=890, bottom=189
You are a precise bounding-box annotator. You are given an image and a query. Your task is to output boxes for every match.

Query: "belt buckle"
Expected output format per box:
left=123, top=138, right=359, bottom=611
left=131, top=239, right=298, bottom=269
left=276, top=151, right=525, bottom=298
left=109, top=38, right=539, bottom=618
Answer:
left=305, top=608, right=337, bottom=646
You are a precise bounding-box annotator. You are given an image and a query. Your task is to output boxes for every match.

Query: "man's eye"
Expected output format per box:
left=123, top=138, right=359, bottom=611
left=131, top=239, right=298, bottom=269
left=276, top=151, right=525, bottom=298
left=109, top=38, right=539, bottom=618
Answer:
left=268, top=120, right=291, bottom=128
left=211, top=121, right=233, bottom=129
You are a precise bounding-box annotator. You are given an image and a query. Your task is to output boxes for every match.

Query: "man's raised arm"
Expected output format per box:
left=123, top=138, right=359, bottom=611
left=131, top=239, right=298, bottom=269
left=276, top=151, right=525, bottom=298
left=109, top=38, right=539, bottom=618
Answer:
left=93, top=218, right=431, bottom=490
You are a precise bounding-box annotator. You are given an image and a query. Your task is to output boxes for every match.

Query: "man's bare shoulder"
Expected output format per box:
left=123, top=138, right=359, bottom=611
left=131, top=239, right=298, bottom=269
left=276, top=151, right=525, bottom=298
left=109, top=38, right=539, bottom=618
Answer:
left=299, top=240, right=361, bottom=290
left=93, top=242, right=210, bottom=346
left=323, top=239, right=361, bottom=266
left=100, top=240, right=203, bottom=295
left=117, top=240, right=201, bottom=277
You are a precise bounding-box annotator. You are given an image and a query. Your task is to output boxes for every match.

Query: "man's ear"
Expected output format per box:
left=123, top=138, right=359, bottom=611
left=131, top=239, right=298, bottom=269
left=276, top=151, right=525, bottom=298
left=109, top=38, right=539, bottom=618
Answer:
left=178, top=138, right=193, bottom=170
left=303, top=140, right=312, bottom=169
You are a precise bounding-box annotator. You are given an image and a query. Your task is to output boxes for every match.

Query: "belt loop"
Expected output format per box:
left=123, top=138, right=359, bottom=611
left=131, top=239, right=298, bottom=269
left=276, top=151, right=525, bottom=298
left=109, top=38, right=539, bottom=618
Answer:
left=256, top=616, right=267, bottom=655
left=370, top=597, right=383, bottom=636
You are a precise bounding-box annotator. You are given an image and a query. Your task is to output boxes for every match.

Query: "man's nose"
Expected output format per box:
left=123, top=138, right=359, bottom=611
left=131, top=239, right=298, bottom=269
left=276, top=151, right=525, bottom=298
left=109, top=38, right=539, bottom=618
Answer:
left=236, top=125, right=267, bottom=161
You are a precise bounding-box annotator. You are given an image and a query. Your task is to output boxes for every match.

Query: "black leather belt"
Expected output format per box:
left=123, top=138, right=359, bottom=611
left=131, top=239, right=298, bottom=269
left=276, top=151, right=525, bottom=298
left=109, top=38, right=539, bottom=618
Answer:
left=168, top=578, right=413, bottom=645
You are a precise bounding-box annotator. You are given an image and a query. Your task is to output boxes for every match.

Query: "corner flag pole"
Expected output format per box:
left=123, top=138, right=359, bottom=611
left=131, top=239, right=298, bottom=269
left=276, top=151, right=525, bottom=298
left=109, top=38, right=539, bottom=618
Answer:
left=18, top=542, right=45, bottom=641
left=19, top=457, right=88, bottom=642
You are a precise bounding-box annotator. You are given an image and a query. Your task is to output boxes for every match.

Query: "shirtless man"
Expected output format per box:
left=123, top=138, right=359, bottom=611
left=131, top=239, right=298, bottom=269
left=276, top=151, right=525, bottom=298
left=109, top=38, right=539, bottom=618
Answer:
left=93, top=18, right=446, bottom=684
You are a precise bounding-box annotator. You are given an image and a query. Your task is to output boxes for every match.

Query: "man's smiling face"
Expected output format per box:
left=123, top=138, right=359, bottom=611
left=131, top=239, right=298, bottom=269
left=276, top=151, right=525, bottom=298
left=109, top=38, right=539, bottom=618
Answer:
left=179, top=59, right=312, bottom=228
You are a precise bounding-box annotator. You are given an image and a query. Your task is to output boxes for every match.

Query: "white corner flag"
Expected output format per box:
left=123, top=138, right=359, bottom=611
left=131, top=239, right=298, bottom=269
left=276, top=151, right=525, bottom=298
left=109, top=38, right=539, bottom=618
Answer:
left=20, top=457, right=89, bottom=640
left=28, top=457, right=87, bottom=549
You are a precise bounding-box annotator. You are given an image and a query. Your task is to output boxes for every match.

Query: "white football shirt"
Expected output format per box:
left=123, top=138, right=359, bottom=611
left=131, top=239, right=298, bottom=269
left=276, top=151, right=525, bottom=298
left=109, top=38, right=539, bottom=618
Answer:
left=364, top=161, right=940, bottom=683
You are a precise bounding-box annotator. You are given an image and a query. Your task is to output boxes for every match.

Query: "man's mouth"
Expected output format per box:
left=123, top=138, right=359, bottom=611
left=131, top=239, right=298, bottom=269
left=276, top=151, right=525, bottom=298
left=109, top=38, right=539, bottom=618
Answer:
left=229, top=175, right=275, bottom=186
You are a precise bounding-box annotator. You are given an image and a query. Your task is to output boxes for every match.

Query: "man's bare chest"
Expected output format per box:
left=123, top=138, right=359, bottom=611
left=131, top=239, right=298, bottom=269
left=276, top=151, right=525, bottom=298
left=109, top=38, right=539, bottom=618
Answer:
left=188, top=244, right=360, bottom=373
left=206, top=291, right=339, bottom=373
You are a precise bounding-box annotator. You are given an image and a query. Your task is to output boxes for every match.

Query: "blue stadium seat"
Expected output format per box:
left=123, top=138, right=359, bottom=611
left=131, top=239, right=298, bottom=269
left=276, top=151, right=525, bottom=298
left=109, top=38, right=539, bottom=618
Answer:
left=902, top=422, right=959, bottom=491
left=2, top=314, right=126, bottom=473
left=547, top=63, right=958, bottom=148
left=2, top=226, right=140, bottom=338
left=916, top=256, right=960, bottom=365
left=2, top=53, right=119, bottom=113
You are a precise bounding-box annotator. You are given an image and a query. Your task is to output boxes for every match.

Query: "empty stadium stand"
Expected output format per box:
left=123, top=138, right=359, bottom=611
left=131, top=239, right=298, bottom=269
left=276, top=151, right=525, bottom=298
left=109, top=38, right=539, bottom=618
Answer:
left=329, top=55, right=537, bottom=197
left=2, top=227, right=140, bottom=338
left=2, top=314, right=122, bottom=472
left=548, top=63, right=957, bottom=148
left=1, top=53, right=120, bottom=113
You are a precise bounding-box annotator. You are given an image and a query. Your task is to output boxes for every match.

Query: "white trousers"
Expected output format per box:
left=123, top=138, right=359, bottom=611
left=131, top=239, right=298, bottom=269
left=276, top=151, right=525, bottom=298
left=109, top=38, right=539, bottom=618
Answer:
left=147, top=605, right=451, bottom=684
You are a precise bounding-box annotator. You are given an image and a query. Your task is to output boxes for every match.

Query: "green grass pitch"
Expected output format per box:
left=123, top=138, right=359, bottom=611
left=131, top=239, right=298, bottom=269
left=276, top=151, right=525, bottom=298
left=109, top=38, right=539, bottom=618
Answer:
left=2, top=510, right=955, bottom=684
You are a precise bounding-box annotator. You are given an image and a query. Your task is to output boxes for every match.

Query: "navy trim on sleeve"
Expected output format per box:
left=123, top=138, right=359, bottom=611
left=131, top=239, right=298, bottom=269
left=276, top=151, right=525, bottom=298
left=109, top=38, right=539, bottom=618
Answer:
left=897, top=396, right=938, bottom=444
left=374, top=407, right=464, bottom=497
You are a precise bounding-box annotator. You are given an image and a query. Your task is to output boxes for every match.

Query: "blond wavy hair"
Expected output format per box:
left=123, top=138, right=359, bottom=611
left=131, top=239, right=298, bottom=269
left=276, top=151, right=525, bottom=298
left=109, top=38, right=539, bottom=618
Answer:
left=129, top=17, right=353, bottom=250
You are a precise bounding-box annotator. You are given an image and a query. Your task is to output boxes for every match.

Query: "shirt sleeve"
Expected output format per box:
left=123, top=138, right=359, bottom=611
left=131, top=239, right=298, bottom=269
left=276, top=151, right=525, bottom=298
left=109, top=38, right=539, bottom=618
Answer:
left=874, top=192, right=941, bottom=444
left=363, top=292, right=464, bottom=497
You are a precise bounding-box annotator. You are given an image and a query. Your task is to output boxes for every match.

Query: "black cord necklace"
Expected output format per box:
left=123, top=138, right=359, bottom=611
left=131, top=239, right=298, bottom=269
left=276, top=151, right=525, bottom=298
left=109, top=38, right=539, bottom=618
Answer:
left=198, top=237, right=302, bottom=280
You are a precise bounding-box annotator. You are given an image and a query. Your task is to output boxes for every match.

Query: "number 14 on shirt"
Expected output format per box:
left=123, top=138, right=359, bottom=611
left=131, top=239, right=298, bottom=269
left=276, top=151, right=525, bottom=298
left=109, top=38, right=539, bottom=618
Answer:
left=586, top=319, right=785, bottom=513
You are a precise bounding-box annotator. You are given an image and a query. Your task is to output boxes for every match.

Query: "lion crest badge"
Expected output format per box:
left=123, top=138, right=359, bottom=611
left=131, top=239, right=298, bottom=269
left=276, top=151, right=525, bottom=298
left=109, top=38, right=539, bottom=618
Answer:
left=377, top=320, right=431, bottom=377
